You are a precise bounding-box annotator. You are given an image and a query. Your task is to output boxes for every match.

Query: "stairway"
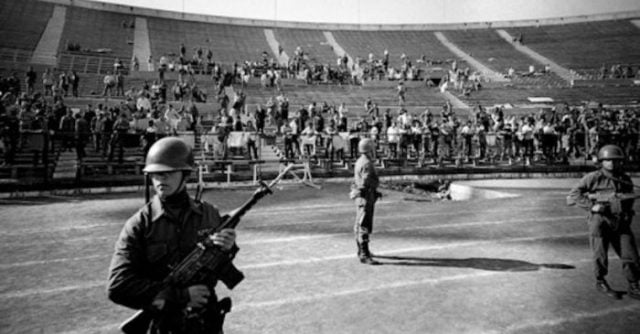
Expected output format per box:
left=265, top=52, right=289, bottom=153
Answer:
left=52, top=150, right=77, bottom=179
left=31, top=5, right=66, bottom=66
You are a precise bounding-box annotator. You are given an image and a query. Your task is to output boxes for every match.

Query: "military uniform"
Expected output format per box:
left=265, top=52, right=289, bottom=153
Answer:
left=108, top=137, right=237, bottom=333
left=108, top=193, right=233, bottom=333
left=567, top=169, right=640, bottom=284
left=351, top=141, right=380, bottom=264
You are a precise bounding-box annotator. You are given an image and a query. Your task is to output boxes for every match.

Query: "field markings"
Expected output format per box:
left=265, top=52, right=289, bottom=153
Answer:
left=241, top=231, right=588, bottom=269
left=0, top=230, right=589, bottom=300
left=48, top=257, right=633, bottom=334
left=0, top=254, right=105, bottom=269
left=0, top=214, right=583, bottom=268
left=240, top=214, right=584, bottom=245
left=504, top=303, right=640, bottom=333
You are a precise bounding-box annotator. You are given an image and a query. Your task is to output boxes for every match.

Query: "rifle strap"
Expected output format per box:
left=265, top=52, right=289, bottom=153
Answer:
left=602, top=172, right=640, bottom=191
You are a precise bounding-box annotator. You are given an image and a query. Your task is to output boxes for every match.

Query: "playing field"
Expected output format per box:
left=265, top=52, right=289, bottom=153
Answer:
left=1, top=178, right=640, bottom=334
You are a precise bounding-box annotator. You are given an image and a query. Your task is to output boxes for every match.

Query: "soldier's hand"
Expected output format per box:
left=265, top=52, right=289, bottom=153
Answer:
left=210, top=229, right=236, bottom=251
left=187, top=285, right=210, bottom=309
left=591, top=203, right=605, bottom=213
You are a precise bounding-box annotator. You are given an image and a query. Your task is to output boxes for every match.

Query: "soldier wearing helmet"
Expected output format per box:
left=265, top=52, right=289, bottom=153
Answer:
left=108, top=137, right=238, bottom=333
left=349, top=137, right=381, bottom=265
left=568, top=144, right=640, bottom=300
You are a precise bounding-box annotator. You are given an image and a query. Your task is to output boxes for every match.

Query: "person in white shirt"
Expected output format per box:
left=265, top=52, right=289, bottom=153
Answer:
left=386, top=121, right=400, bottom=158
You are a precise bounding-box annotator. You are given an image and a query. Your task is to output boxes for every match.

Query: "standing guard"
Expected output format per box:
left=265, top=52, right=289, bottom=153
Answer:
left=350, top=138, right=382, bottom=265
left=567, top=144, right=640, bottom=300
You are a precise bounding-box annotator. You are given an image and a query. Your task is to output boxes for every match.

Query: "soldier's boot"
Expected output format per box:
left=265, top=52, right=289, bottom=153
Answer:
left=596, top=280, right=621, bottom=300
left=358, top=242, right=380, bottom=265
left=628, top=282, right=640, bottom=300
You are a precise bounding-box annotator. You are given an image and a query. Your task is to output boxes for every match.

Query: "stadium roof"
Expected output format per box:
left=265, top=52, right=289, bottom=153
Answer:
left=88, top=0, right=640, bottom=25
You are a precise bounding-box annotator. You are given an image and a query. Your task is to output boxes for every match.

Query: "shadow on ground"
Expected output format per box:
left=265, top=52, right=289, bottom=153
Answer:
left=373, top=255, right=576, bottom=271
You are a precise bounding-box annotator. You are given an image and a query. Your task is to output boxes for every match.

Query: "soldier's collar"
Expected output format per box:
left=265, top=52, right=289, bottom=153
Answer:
left=148, top=194, right=203, bottom=222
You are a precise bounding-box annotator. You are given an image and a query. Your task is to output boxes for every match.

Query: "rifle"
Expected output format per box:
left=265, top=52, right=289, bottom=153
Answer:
left=120, top=164, right=293, bottom=334
left=587, top=192, right=640, bottom=216
left=587, top=192, right=640, bottom=203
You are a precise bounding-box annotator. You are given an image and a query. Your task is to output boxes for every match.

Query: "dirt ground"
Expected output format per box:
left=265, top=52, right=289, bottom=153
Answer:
left=1, top=178, right=640, bottom=334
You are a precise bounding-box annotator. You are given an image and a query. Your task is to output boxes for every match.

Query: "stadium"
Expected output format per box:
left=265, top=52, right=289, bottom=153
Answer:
left=1, top=0, right=640, bottom=333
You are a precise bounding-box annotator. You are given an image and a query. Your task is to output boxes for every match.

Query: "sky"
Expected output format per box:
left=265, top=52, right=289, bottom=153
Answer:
left=89, top=0, right=640, bottom=24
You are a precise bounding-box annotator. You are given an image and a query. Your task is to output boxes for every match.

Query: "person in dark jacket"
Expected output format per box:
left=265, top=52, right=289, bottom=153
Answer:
left=567, top=144, right=640, bottom=300
left=107, top=137, right=238, bottom=333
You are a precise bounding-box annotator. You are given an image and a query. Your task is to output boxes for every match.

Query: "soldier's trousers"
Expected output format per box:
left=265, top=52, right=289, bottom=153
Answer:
left=589, top=214, right=640, bottom=282
left=354, top=196, right=376, bottom=243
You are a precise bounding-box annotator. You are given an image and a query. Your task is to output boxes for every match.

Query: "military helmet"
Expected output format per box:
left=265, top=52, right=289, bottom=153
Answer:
left=358, top=138, right=375, bottom=154
left=597, top=144, right=625, bottom=161
left=143, top=137, right=194, bottom=173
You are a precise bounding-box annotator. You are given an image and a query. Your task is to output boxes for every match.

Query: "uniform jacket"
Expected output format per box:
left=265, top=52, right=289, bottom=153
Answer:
left=351, top=154, right=379, bottom=199
left=567, top=169, right=635, bottom=218
left=107, top=195, right=225, bottom=310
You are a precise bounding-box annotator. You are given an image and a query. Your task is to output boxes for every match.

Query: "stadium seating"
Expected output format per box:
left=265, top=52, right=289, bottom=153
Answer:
left=147, top=17, right=272, bottom=67
left=505, top=21, right=640, bottom=76
left=0, top=0, right=54, bottom=51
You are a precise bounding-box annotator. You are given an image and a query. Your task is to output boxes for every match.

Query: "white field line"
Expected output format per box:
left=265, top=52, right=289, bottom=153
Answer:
left=242, top=231, right=588, bottom=269
left=0, top=222, right=119, bottom=237
left=0, top=254, right=105, bottom=269
left=240, top=215, right=584, bottom=245
left=0, top=215, right=583, bottom=268
left=58, top=257, right=617, bottom=334
left=0, top=231, right=589, bottom=300
left=252, top=206, right=557, bottom=228
left=504, top=303, right=640, bottom=333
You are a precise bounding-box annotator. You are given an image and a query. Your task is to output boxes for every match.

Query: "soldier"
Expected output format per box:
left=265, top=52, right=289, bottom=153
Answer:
left=107, top=137, right=238, bottom=333
left=567, top=144, right=640, bottom=300
left=350, top=138, right=382, bottom=265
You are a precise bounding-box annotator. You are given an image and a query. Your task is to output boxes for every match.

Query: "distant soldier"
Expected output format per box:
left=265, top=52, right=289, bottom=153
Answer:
left=567, top=144, right=640, bottom=300
left=350, top=138, right=382, bottom=265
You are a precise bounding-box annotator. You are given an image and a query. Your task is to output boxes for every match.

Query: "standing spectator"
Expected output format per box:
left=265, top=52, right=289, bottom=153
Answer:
left=109, top=113, right=130, bottom=164
left=254, top=104, right=266, bottom=133
left=42, top=68, right=54, bottom=96
left=59, top=109, right=75, bottom=152
left=245, top=120, right=259, bottom=160
left=25, top=66, right=36, bottom=95
left=141, top=120, right=157, bottom=157
left=58, top=72, right=69, bottom=97
left=349, top=138, right=381, bottom=265
left=69, top=71, right=80, bottom=98
left=92, top=112, right=105, bottom=152
left=103, top=72, right=116, bottom=98
left=100, top=111, right=114, bottom=157
left=116, top=71, right=125, bottom=96
left=74, top=113, right=90, bottom=161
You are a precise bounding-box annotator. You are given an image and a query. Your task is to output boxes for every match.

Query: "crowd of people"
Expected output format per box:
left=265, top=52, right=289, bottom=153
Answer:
left=2, top=47, right=640, bottom=175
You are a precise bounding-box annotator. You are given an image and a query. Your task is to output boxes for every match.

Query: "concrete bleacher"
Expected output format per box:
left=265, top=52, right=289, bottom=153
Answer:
left=146, top=17, right=272, bottom=67
left=505, top=20, right=640, bottom=76
left=274, top=28, right=339, bottom=66
left=59, top=6, right=135, bottom=61
left=0, top=0, right=54, bottom=51
left=441, top=29, right=566, bottom=86
left=332, top=30, right=458, bottom=70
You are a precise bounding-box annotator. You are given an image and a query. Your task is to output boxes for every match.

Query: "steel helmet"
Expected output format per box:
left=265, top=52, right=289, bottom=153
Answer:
left=597, top=144, right=625, bottom=161
left=358, top=138, right=375, bottom=154
left=143, top=137, right=195, bottom=173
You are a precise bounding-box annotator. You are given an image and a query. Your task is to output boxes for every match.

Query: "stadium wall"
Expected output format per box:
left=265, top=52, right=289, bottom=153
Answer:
left=42, top=0, right=640, bottom=30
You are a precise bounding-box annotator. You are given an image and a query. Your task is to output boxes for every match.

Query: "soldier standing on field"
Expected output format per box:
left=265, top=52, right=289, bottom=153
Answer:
left=350, top=138, right=382, bottom=265
left=107, top=137, right=238, bottom=333
left=567, top=144, right=640, bottom=300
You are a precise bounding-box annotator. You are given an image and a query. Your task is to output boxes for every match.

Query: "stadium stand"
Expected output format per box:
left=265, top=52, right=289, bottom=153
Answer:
left=1, top=0, right=640, bottom=191
left=506, top=20, right=640, bottom=79
left=0, top=0, right=54, bottom=52
left=147, top=17, right=272, bottom=67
